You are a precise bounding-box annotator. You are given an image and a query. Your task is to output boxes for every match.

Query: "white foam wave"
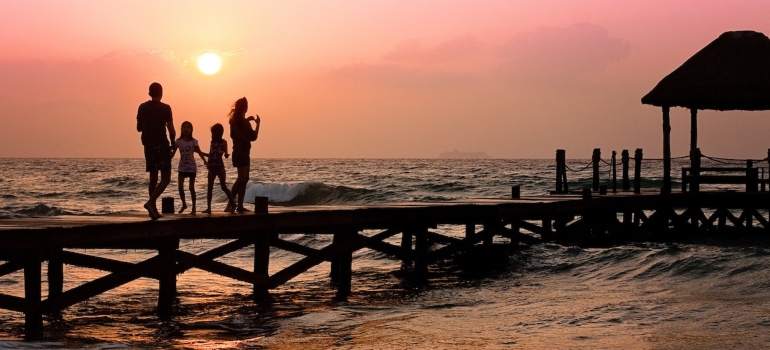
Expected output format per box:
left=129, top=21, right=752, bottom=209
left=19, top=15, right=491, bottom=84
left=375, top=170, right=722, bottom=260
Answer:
left=243, top=181, right=317, bottom=203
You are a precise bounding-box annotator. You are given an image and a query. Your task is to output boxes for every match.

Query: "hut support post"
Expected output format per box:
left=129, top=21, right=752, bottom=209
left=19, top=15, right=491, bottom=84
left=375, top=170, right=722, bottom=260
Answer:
left=634, top=149, right=643, bottom=194
left=762, top=148, right=770, bottom=192
left=254, top=231, right=273, bottom=299
left=690, top=109, right=698, bottom=153
left=592, top=148, right=601, bottom=191
left=24, top=251, right=42, bottom=338
left=662, top=107, right=672, bottom=194
left=622, top=150, right=630, bottom=191
left=690, top=148, right=701, bottom=194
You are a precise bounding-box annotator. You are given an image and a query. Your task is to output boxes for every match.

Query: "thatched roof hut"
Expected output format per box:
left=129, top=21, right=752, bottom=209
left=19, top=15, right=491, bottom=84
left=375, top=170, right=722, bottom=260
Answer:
left=642, top=31, right=770, bottom=111
left=641, top=30, right=770, bottom=193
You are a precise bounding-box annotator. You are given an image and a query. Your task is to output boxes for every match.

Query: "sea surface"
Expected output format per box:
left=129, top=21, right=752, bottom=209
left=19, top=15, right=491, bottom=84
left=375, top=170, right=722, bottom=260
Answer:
left=1, top=158, right=770, bottom=349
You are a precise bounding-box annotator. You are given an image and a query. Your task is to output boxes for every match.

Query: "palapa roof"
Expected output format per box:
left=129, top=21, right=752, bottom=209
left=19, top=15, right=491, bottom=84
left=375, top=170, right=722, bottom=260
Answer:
left=641, top=30, right=770, bottom=111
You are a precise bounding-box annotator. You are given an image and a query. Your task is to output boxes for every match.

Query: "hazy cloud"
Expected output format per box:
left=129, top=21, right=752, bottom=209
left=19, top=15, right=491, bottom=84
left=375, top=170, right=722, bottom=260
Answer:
left=495, top=23, right=630, bottom=78
left=382, top=35, right=481, bottom=63
left=327, top=63, right=474, bottom=88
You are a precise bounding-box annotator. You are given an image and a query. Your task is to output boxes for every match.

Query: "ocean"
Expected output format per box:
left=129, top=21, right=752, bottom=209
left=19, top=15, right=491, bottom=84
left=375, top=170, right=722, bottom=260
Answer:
left=1, top=158, right=770, bottom=349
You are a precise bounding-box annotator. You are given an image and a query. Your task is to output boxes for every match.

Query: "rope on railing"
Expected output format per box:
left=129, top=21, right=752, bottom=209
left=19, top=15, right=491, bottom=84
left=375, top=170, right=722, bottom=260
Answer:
left=642, top=155, right=690, bottom=161
left=702, top=154, right=768, bottom=164
left=565, top=160, right=593, bottom=172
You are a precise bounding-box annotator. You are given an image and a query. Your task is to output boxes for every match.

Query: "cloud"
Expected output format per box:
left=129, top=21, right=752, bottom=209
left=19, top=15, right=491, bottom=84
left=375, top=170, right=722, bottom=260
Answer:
left=382, top=35, right=481, bottom=63
left=326, top=63, right=474, bottom=89
left=495, top=23, right=630, bottom=79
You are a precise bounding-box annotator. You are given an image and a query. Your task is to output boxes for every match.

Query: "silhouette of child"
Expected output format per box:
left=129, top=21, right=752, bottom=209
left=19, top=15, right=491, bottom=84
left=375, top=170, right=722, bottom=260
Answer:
left=202, top=123, right=235, bottom=214
left=172, top=121, right=207, bottom=214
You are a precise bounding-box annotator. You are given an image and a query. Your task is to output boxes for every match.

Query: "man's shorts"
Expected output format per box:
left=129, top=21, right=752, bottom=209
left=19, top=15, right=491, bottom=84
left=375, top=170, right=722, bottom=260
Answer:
left=144, top=145, right=172, bottom=172
left=232, top=149, right=250, bottom=168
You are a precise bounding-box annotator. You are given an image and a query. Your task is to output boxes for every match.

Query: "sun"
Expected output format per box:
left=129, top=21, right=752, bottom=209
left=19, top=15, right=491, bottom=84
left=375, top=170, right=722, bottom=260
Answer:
left=197, top=53, right=221, bottom=75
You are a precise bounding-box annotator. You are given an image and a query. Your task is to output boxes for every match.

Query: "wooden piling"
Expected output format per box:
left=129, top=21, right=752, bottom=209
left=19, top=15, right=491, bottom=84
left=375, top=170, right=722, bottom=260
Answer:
left=511, top=186, right=520, bottom=199
left=157, top=239, right=178, bottom=319
left=400, top=229, right=413, bottom=266
left=334, top=229, right=355, bottom=300
left=611, top=151, right=617, bottom=193
left=23, top=251, right=42, bottom=338
left=414, top=228, right=429, bottom=281
left=622, top=150, right=630, bottom=191
left=555, top=149, right=568, bottom=194
left=254, top=231, right=272, bottom=299
left=592, top=148, right=601, bottom=192
left=48, top=247, right=63, bottom=305
left=634, top=149, right=643, bottom=194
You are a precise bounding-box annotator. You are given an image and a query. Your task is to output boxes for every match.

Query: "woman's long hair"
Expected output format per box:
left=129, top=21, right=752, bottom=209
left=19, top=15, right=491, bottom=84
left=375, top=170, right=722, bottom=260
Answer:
left=228, top=97, right=248, bottom=121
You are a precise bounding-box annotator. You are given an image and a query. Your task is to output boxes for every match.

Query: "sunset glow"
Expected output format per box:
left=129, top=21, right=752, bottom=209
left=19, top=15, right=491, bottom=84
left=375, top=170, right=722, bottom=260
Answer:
left=1, top=1, right=770, bottom=159
left=197, top=53, right=221, bottom=75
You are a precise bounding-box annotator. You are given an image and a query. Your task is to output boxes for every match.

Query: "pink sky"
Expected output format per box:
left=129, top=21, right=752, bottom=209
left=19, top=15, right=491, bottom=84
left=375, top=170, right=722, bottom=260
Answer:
left=1, top=0, right=770, bottom=159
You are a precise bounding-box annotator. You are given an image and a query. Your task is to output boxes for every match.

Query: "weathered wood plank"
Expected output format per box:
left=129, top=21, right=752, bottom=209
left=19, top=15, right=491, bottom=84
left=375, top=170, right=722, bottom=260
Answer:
left=61, top=251, right=159, bottom=279
left=42, top=254, right=167, bottom=313
left=176, top=251, right=268, bottom=286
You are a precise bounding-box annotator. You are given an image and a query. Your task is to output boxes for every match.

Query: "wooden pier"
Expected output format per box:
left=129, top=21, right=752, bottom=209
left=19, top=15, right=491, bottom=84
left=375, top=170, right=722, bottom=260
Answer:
left=2, top=191, right=770, bottom=337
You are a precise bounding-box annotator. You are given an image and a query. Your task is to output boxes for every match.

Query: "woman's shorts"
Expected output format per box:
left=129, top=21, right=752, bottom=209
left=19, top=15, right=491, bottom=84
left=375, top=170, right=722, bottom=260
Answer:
left=232, top=149, right=250, bottom=168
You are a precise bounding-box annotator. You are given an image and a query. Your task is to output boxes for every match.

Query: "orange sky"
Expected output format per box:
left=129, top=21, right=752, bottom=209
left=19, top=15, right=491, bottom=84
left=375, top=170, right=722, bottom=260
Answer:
left=1, top=0, right=770, bottom=159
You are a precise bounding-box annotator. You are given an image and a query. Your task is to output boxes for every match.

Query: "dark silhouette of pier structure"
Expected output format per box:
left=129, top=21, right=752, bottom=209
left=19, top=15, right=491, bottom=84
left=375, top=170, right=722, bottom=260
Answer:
left=3, top=185, right=770, bottom=337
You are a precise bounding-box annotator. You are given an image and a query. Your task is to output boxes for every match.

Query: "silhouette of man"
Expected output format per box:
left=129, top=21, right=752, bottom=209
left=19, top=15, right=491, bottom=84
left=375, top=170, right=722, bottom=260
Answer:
left=137, top=82, right=176, bottom=219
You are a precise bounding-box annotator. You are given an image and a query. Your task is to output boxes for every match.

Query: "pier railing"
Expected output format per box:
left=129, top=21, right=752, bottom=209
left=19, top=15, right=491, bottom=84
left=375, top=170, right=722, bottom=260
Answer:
left=555, top=148, right=770, bottom=195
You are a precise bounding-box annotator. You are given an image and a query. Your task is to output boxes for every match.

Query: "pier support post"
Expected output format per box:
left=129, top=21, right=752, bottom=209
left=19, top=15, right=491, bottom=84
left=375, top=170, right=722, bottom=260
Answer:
left=24, top=251, right=42, bottom=338
left=611, top=151, right=617, bottom=193
left=622, top=150, right=630, bottom=191
left=592, top=148, right=601, bottom=192
left=555, top=149, right=568, bottom=194
left=634, top=149, right=643, bottom=194
left=333, top=229, right=355, bottom=300
left=254, top=231, right=274, bottom=300
left=48, top=247, right=63, bottom=315
left=482, top=222, right=494, bottom=246
left=414, top=228, right=429, bottom=281
left=157, top=238, right=178, bottom=319
left=400, top=229, right=413, bottom=267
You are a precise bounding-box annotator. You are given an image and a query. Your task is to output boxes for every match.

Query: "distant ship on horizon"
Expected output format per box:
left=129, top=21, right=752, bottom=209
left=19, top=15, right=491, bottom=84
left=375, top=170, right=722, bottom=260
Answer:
left=438, top=149, right=491, bottom=159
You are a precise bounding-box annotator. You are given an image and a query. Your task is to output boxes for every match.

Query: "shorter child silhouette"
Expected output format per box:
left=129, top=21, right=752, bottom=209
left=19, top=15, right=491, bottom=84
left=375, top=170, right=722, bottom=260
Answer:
left=202, top=123, right=235, bottom=214
left=172, top=121, right=207, bottom=214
